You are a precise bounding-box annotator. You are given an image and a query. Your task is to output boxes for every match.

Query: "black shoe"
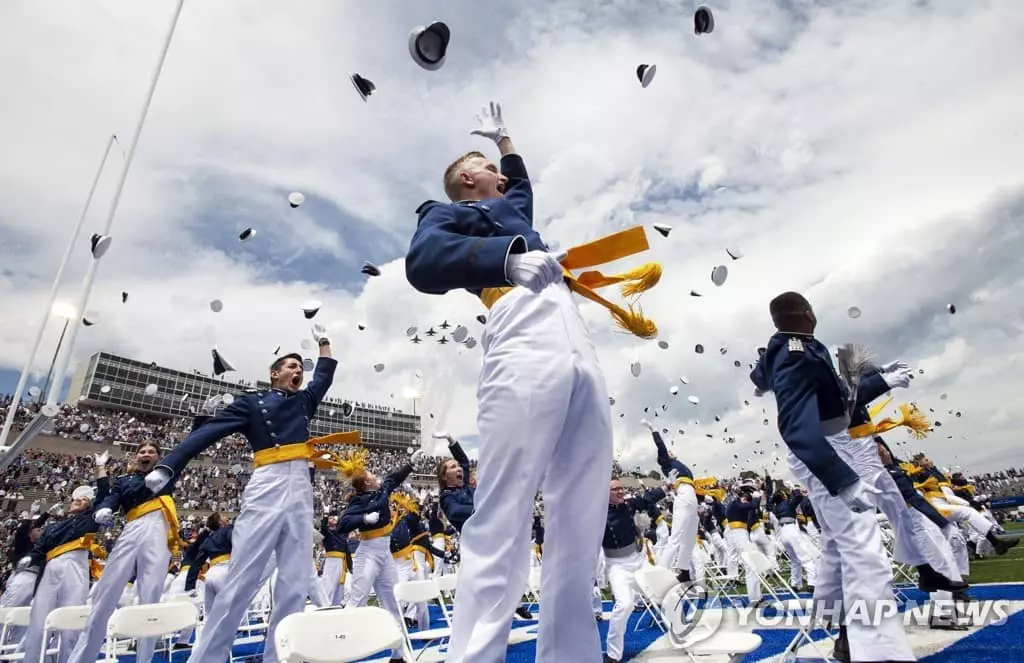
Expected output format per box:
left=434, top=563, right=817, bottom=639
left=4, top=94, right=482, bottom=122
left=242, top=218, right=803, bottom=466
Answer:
left=953, top=588, right=973, bottom=603
left=676, top=569, right=692, bottom=583
left=917, top=564, right=969, bottom=593
left=604, top=656, right=620, bottom=663
left=515, top=606, right=534, bottom=620
left=595, top=614, right=604, bottom=622
left=171, top=643, right=192, bottom=651
left=832, top=634, right=851, bottom=663
left=987, top=532, right=1020, bottom=555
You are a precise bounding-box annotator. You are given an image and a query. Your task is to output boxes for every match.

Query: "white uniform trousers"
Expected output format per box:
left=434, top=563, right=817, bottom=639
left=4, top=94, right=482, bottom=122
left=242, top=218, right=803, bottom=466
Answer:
left=659, top=484, right=698, bottom=574
left=749, top=525, right=775, bottom=567
left=318, top=555, right=346, bottom=606
left=653, top=521, right=669, bottom=564
left=21, top=550, right=89, bottom=663
left=168, top=571, right=203, bottom=646
left=779, top=523, right=818, bottom=588
left=603, top=550, right=645, bottom=661
left=395, top=553, right=429, bottom=630
left=722, top=528, right=740, bottom=579
left=723, top=527, right=761, bottom=603
left=447, top=283, right=613, bottom=663
left=0, top=570, right=38, bottom=645
left=199, top=561, right=230, bottom=637
left=790, top=431, right=914, bottom=662
left=930, top=499, right=993, bottom=538
left=430, top=535, right=450, bottom=577
left=344, top=536, right=402, bottom=658
left=66, top=510, right=169, bottom=663
left=707, top=530, right=728, bottom=566
left=943, top=525, right=970, bottom=576
left=307, top=559, right=329, bottom=607
left=186, top=459, right=313, bottom=663
left=855, top=453, right=929, bottom=568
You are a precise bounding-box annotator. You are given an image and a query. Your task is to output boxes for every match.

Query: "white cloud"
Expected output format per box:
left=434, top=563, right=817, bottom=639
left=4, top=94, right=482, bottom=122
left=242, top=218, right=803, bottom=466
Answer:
left=2, top=0, right=1024, bottom=478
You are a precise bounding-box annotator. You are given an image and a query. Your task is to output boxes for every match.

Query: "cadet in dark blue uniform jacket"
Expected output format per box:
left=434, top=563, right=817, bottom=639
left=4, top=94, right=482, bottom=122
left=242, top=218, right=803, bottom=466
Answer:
left=142, top=334, right=337, bottom=663
left=602, top=479, right=665, bottom=663
left=406, top=102, right=617, bottom=663
left=642, top=420, right=698, bottom=583
left=0, top=508, right=51, bottom=619
left=21, top=467, right=109, bottom=663
left=749, top=291, right=913, bottom=662
left=68, top=442, right=176, bottom=663
left=433, top=433, right=535, bottom=620
left=317, top=514, right=349, bottom=606
left=186, top=514, right=234, bottom=619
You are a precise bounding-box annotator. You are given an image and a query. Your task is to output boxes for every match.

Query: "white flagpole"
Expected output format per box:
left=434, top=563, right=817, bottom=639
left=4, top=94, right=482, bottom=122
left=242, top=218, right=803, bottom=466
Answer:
left=44, top=0, right=187, bottom=408
left=0, top=134, right=117, bottom=448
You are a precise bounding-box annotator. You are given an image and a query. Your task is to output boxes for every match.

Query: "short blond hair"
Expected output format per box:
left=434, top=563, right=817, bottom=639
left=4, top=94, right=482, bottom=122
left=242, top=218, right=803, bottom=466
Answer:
left=443, top=151, right=486, bottom=202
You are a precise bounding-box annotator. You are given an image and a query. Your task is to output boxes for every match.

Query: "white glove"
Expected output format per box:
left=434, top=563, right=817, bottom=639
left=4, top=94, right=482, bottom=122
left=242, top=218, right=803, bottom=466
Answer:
left=753, top=387, right=765, bottom=398
left=363, top=512, right=380, bottom=526
left=16, top=556, right=31, bottom=570
left=880, top=360, right=908, bottom=374
left=93, top=451, right=109, bottom=467
left=640, top=419, right=654, bottom=431
left=410, top=449, right=428, bottom=463
left=432, top=431, right=455, bottom=443
left=882, top=366, right=912, bottom=390
left=94, top=508, right=114, bottom=526
left=506, top=250, right=567, bottom=294
left=48, top=503, right=63, bottom=514
left=838, top=481, right=881, bottom=513
left=470, top=101, right=509, bottom=144
left=199, top=394, right=222, bottom=416
left=666, top=468, right=679, bottom=484
left=30, top=500, right=40, bottom=514
left=311, top=324, right=329, bottom=345
left=145, top=467, right=172, bottom=493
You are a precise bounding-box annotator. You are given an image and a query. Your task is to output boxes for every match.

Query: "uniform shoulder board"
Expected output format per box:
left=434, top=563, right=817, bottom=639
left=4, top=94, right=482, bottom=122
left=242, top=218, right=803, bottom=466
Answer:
left=414, top=200, right=440, bottom=218
left=788, top=337, right=804, bottom=353
left=243, top=388, right=260, bottom=394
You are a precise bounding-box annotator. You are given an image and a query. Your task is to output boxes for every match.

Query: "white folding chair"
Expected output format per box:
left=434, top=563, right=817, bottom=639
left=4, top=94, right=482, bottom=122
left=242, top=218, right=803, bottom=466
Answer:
left=633, top=566, right=682, bottom=632
left=0, top=608, right=31, bottom=655
left=35, top=605, right=90, bottom=663
left=393, top=580, right=451, bottom=661
left=103, top=602, right=198, bottom=663
left=274, top=607, right=404, bottom=663
left=434, top=572, right=457, bottom=624
left=741, top=550, right=834, bottom=662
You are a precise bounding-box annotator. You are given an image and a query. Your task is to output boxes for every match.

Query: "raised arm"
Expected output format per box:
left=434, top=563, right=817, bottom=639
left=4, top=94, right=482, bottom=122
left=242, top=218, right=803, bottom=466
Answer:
left=301, top=353, right=337, bottom=411
left=156, top=399, right=252, bottom=478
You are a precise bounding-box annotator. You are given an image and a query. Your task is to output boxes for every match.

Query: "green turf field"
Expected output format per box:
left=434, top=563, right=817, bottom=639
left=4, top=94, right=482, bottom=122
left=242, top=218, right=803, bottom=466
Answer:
left=964, top=522, right=1024, bottom=584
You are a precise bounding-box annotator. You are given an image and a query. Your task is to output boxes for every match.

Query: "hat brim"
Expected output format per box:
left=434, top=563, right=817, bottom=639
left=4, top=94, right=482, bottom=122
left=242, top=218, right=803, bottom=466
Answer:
left=349, top=75, right=369, bottom=102
left=408, top=25, right=448, bottom=71
left=640, top=64, right=657, bottom=88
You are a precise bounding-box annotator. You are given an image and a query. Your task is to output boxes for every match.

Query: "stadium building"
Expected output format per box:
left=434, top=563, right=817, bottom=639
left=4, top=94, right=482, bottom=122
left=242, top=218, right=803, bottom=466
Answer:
left=66, top=351, right=421, bottom=451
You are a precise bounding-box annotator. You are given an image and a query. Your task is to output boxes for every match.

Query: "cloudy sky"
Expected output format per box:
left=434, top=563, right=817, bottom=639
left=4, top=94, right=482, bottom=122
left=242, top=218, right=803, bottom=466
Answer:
left=2, top=0, right=1023, bottom=478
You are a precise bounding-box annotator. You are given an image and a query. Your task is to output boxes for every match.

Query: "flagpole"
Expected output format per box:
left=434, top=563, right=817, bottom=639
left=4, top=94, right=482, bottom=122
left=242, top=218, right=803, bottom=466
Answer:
left=0, top=134, right=117, bottom=449
left=44, top=0, right=187, bottom=408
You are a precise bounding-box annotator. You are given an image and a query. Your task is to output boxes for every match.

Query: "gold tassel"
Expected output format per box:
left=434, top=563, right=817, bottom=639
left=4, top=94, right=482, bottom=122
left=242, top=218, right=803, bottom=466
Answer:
left=609, top=302, right=658, bottom=339
left=335, top=447, right=369, bottom=480
left=618, top=262, right=662, bottom=298
left=898, top=403, right=931, bottom=439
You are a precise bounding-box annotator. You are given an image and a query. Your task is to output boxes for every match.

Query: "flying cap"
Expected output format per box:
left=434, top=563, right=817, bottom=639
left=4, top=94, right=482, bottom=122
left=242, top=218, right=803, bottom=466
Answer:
left=210, top=299, right=223, bottom=313
left=144, top=384, right=158, bottom=396
left=947, top=303, right=956, bottom=314
left=408, top=22, right=450, bottom=71
left=302, top=358, right=315, bottom=372
left=848, top=306, right=862, bottom=319
left=636, top=64, right=657, bottom=88
left=90, top=233, right=112, bottom=259
left=288, top=191, right=305, bottom=208
left=725, top=246, right=743, bottom=260
left=121, top=291, right=128, bottom=303
left=452, top=326, right=469, bottom=343
left=657, top=340, right=669, bottom=349
left=465, top=338, right=477, bottom=349
left=652, top=223, right=671, bottom=237
left=711, top=265, right=728, bottom=286
left=688, top=395, right=700, bottom=405
left=212, top=347, right=235, bottom=376
left=350, top=74, right=376, bottom=101
left=630, top=361, right=642, bottom=377
left=340, top=401, right=355, bottom=418
left=670, top=386, right=679, bottom=395
left=694, top=6, right=715, bottom=34
left=373, top=363, right=385, bottom=373
left=82, top=311, right=100, bottom=327
left=301, top=300, right=322, bottom=319
left=361, top=261, right=381, bottom=277
left=476, top=314, right=487, bottom=324
left=239, top=228, right=255, bottom=241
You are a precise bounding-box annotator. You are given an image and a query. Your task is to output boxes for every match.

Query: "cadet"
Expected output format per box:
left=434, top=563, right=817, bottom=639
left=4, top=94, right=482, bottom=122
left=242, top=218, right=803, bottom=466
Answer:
left=751, top=291, right=914, bottom=663
left=144, top=330, right=337, bottom=663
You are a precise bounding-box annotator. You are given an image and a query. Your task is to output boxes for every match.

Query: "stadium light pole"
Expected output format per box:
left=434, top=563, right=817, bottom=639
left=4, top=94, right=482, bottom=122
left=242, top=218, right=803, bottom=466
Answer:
left=0, top=135, right=118, bottom=449
left=43, top=0, right=188, bottom=410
